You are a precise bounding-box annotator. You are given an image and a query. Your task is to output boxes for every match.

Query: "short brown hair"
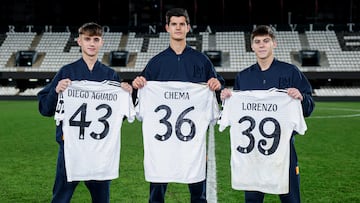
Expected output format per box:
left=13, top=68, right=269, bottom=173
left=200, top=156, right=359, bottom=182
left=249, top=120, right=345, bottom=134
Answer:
left=251, top=25, right=276, bottom=41
left=78, top=22, right=103, bottom=37
left=165, top=8, right=190, bottom=25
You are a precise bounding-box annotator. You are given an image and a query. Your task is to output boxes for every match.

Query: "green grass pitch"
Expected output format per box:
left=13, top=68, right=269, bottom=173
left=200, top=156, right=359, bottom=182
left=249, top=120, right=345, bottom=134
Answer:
left=0, top=101, right=359, bottom=202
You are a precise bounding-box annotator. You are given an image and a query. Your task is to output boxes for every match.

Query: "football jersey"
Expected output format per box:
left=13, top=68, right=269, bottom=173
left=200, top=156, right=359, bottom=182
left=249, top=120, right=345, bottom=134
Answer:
left=218, top=89, right=307, bottom=194
left=136, top=81, right=219, bottom=183
left=55, top=80, right=135, bottom=182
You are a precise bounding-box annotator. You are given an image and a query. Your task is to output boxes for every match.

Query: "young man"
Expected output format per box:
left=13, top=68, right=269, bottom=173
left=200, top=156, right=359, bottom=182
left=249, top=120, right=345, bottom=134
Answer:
left=220, top=25, right=315, bottom=203
left=132, top=8, right=224, bottom=203
left=37, top=22, right=133, bottom=203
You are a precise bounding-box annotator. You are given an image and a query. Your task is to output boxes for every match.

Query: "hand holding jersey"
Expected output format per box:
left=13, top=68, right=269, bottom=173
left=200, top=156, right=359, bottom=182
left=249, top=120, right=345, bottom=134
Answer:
left=132, top=76, right=221, bottom=91
left=37, top=22, right=135, bottom=203
left=133, top=8, right=225, bottom=202
left=220, top=25, right=314, bottom=203
left=221, top=87, right=303, bottom=101
left=55, top=80, right=135, bottom=182
left=136, top=81, right=220, bottom=183
left=218, top=89, right=307, bottom=194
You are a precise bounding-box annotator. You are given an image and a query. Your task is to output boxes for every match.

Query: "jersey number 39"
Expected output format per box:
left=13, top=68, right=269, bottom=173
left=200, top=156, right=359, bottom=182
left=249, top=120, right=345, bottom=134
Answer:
left=237, top=116, right=281, bottom=156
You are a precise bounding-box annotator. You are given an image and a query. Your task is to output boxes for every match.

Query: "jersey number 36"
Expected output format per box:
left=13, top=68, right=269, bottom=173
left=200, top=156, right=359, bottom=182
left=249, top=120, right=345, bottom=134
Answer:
left=154, top=105, right=196, bottom=142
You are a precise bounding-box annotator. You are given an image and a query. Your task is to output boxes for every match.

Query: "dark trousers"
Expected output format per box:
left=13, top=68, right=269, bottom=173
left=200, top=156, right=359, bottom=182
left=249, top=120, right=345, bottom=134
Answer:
left=149, top=179, right=207, bottom=203
left=244, top=138, right=301, bottom=203
left=51, top=143, right=111, bottom=203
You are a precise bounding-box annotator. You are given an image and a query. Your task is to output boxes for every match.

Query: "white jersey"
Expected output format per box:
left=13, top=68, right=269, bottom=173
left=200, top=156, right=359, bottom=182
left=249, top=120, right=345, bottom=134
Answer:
left=55, top=80, right=135, bottom=182
left=218, top=89, right=307, bottom=194
left=136, top=81, right=219, bottom=183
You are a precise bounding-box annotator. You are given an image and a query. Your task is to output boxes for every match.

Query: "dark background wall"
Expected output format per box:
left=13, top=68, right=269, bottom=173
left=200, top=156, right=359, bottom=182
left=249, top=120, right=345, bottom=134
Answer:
left=1, top=0, right=359, bottom=28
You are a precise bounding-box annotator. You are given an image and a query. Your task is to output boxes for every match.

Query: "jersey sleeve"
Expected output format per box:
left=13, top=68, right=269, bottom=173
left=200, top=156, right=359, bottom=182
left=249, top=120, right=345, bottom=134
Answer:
left=135, top=87, right=144, bottom=122
left=126, top=92, right=136, bottom=123
left=291, top=99, right=308, bottom=135
left=217, top=97, right=232, bottom=132
left=210, top=92, right=220, bottom=124
left=119, top=89, right=136, bottom=123
left=54, top=92, right=65, bottom=126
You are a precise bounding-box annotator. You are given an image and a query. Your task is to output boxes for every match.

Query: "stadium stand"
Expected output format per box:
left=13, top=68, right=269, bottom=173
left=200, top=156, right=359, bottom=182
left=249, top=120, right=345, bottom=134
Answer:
left=0, top=86, right=19, bottom=95
left=1, top=29, right=360, bottom=100
left=314, top=87, right=360, bottom=96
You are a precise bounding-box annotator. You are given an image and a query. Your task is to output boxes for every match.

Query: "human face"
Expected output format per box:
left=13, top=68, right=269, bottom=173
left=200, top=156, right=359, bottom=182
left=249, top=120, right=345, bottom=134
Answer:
left=77, top=34, right=103, bottom=57
left=165, top=16, right=190, bottom=41
left=251, top=35, right=277, bottom=60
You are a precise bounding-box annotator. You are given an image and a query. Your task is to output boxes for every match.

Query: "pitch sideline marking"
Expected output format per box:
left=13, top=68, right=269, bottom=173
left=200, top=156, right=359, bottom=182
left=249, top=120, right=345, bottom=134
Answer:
left=207, top=123, right=218, bottom=203
left=307, top=107, right=360, bottom=119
